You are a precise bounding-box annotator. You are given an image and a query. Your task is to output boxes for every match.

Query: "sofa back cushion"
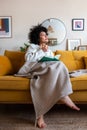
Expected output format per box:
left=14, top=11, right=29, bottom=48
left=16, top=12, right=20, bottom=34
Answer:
left=0, top=56, right=13, bottom=75
left=4, top=50, right=25, bottom=74
left=4, top=50, right=87, bottom=73
left=83, top=56, right=87, bottom=69
left=55, top=50, right=87, bottom=71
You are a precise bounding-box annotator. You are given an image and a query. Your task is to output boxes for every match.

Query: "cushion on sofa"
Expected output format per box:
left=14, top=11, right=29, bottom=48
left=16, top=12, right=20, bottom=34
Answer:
left=55, top=50, right=78, bottom=71
left=71, top=75, right=87, bottom=91
left=55, top=50, right=87, bottom=71
left=83, top=56, right=87, bottom=69
left=73, top=50, right=87, bottom=69
left=0, top=56, right=13, bottom=76
left=0, top=75, right=30, bottom=90
left=4, top=50, right=25, bottom=74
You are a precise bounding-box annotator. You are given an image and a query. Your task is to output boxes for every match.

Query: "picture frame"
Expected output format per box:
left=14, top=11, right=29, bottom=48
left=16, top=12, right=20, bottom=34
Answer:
left=72, top=19, right=84, bottom=31
left=48, top=38, right=57, bottom=46
left=0, top=16, right=12, bottom=38
left=68, top=39, right=81, bottom=50
left=78, top=45, right=87, bottom=50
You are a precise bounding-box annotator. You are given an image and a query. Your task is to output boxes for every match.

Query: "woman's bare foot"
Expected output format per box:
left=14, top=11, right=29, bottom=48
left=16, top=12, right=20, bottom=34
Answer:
left=60, top=96, right=80, bottom=111
left=37, top=115, right=47, bottom=128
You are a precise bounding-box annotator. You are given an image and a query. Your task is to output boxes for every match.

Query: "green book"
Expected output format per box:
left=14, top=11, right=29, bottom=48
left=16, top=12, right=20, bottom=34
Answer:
left=38, top=56, right=59, bottom=62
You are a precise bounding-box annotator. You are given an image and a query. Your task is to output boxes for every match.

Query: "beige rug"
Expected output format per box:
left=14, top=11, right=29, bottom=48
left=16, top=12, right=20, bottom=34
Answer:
left=0, top=104, right=87, bottom=130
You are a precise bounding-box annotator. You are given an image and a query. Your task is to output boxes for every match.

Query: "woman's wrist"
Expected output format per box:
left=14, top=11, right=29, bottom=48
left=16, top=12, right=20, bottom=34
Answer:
left=40, top=43, right=48, bottom=52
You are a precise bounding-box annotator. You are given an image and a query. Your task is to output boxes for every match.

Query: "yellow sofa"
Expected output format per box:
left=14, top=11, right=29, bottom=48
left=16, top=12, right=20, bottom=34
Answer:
left=0, top=50, right=87, bottom=104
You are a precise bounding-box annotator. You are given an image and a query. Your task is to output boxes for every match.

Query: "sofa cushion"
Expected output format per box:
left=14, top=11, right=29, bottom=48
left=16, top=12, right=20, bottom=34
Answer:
left=4, top=50, right=25, bottom=74
left=0, top=76, right=30, bottom=90
left=83, top=56, right=87, bottom=69
left=71, top=75, right=87, bottom=91
left=55, top=50, right=78, bottom=71
left=0, top=56, right=13, bottom=76
left=55, top=50, right=87, bottom=71
left=72, top=50, right=87, bottom=69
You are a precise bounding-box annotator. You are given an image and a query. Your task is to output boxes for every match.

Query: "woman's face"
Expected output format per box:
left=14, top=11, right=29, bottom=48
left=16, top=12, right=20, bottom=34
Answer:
left=39, top=31, right=48, bottom=44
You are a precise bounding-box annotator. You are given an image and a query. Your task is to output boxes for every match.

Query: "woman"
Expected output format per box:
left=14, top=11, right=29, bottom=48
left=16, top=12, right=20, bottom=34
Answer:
left=17, top=24, right=80, bottom=128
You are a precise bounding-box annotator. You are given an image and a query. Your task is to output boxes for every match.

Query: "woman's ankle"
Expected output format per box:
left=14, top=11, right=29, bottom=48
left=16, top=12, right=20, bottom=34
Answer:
left=37, top=115, right=47, bottom=128
left=60, top=96, right=80, bottom=111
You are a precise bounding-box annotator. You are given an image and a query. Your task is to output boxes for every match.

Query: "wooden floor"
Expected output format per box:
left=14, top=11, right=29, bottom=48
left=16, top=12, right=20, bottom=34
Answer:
left=0, top=104, right=87, bottom=130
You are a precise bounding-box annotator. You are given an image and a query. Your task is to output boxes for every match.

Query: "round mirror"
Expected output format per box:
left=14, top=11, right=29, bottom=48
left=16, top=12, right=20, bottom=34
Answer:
left=41, top=18, right=67, bottom=46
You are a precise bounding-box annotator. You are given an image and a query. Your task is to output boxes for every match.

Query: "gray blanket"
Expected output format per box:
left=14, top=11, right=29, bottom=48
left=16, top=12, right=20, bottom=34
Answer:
left=17, top=61, right=73, bottom=119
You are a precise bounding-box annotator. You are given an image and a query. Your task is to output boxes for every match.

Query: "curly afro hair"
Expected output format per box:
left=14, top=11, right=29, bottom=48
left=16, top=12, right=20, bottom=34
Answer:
left=28, top=24, right=48, bottom=45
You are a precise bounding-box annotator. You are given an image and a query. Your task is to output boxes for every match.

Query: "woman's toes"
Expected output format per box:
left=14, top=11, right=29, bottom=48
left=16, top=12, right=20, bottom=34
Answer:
left=60, top=96, right=80, bottom=111
left=37, top=116, right=47, bottom=128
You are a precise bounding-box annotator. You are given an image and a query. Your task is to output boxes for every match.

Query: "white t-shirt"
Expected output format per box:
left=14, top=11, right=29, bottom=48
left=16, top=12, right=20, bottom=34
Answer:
left=25, top=44, right=54, bottom=62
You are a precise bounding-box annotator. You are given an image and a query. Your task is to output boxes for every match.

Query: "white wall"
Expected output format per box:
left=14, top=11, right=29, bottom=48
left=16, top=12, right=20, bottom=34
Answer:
left=0, top=0, right=87, bottom=54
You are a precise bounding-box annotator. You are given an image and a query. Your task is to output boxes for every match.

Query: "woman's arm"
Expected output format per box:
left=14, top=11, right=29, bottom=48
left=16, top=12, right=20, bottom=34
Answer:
left=25, top=44, right=45, bottom=62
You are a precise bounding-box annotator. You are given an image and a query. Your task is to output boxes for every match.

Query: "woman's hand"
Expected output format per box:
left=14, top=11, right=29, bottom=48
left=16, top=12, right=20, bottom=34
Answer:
left=40, top=43, right=48, bottom=52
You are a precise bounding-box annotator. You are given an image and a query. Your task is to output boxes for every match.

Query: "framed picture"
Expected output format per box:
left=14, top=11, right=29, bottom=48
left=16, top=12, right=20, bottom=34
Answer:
left=68, top=39, right=81, bottom=50
left=0, top=16, right=12, bottom=38
left=72, top=19, right=84, bottom=31
left=78, top=45, right=87, bottom=50
left=48, top=38, right=57, bottom=46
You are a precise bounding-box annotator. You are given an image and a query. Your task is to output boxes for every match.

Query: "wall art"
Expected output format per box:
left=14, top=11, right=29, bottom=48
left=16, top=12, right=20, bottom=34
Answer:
left=78, top=45, right=87, bottom=50
left=72, top=19, right=84, bottom=31
left=68, top=39, right=81, bottom=50
left=0, top=16, right=12, bottom=38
